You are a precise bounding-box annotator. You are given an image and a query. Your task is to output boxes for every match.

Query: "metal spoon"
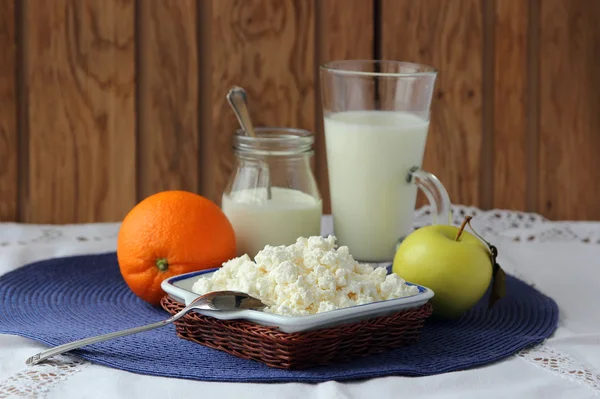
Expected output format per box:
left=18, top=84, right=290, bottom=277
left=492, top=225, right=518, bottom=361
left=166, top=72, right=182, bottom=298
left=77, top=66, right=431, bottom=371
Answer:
left=25, top=291, right=266, bottom=366
left=226, top=86, right=272, bottom=200
left=226, top=86, right=257, bottom=138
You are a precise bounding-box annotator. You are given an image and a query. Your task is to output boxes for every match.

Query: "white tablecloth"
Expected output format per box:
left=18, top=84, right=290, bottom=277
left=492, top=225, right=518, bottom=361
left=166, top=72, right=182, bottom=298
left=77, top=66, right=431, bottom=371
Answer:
left=1, top=206, right=599, bottom=398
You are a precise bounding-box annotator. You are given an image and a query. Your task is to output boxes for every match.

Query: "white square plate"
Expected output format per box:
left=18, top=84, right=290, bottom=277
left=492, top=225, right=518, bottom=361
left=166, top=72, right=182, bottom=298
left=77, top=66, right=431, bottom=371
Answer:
left=161, top=268, right=434, bottom=333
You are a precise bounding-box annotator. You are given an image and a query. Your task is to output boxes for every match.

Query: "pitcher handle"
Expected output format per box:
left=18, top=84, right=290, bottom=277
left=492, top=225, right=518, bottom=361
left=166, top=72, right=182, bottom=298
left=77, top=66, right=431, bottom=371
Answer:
left=407, top=166, right=452, bottom=225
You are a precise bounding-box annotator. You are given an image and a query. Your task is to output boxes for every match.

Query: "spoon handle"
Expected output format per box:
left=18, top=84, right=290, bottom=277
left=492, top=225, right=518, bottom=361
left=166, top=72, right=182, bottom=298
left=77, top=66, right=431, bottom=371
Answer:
left=26, top=319, right=170, bottom=366
left=226, top=86, right=257, bottom=137
left=226, top=86, right=272, bottom=199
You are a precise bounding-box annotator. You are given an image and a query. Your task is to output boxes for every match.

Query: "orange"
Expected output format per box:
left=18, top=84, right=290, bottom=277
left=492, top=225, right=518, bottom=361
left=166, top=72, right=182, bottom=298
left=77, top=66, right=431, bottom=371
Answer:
left=116, top=190, right=236, bottom=305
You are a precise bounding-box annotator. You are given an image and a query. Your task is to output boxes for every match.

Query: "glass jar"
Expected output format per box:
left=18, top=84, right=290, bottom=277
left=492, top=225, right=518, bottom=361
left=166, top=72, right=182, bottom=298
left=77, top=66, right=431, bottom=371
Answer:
left=222, top=127, right=322, bottom=258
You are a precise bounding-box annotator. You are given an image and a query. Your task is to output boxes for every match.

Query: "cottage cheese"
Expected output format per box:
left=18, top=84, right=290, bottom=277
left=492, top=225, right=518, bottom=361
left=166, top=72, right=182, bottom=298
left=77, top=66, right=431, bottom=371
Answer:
left=191, top=235, right=419, bottom=316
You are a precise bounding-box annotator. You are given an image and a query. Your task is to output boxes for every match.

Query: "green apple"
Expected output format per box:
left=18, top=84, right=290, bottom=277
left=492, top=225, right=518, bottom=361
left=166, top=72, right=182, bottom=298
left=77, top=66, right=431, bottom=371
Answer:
left=392, top=224, right=493, bottom=319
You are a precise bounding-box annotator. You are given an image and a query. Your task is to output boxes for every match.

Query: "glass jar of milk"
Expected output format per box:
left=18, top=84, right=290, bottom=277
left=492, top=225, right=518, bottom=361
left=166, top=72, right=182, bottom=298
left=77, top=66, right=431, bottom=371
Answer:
left=222, top=127, right=322, bottom=258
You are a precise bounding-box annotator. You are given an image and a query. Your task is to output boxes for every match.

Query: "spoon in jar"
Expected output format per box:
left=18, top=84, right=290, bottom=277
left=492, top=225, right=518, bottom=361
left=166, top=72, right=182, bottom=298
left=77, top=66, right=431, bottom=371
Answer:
left=25, top=290, right=266, bottom=366
left=226, top=86, right=272, bottom=200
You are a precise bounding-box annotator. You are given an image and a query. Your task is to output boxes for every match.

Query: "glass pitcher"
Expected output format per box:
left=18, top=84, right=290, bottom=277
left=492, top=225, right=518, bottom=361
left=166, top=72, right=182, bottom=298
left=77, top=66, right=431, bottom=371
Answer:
left=320, top=60, right=451, bottom=262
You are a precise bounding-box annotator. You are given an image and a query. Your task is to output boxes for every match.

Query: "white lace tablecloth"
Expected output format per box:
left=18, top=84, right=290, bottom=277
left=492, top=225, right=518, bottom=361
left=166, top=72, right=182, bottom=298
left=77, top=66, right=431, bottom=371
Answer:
left=1, top=205, right=600, bottom=398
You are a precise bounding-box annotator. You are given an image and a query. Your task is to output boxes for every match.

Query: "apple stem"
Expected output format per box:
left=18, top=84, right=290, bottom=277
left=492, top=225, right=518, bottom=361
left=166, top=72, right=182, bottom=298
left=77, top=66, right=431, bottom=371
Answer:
left=455, top=216, right=473, bottom=241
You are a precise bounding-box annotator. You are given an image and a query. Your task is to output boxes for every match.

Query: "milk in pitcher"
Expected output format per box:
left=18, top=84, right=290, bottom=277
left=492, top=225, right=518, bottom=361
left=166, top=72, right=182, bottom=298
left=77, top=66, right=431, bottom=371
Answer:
left=324, top=110, right=429, bottom=261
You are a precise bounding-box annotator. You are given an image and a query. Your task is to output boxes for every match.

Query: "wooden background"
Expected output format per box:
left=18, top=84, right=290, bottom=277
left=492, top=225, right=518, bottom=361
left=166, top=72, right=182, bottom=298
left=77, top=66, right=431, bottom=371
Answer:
left=0, top=0, right=599, bottom=224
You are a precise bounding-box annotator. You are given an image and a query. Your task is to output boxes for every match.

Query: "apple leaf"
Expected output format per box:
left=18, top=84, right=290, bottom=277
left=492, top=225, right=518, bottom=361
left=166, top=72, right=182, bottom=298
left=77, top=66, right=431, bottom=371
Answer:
left=464, top=218, right=506, bottom=309
left=488, top=245, right=506, bottom=309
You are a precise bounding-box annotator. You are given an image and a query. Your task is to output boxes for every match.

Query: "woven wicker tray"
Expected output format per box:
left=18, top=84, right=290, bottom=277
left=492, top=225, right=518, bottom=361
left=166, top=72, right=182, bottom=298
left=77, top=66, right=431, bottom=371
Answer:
left=160, top=295, right=433, bottom=370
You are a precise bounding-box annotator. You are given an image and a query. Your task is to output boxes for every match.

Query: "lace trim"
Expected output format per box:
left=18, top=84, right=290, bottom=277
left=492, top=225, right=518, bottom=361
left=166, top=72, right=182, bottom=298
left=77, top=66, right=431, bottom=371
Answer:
left=0, top=355, right=89, bottom=398
left=413, top=206, right=548, bottom=238
left=506, top=223, right=600, bottom=244
left=518, top=344, right=600, bottom=392
left=0, top=205, right=599, bottom=247
left=414, top=205, right=600, bottom=244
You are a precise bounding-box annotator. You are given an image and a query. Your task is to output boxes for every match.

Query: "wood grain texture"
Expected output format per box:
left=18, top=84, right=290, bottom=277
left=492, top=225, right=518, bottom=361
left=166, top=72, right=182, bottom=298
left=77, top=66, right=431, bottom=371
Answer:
left=539, top=0, right=600, bottom=220
left=0, top=0, right=17, bottom=221
left=381, top=0, right=484, bottom=208
left=137, top=0, right=198, bottom=200
left=25, top=0, right=136, bottom=223
left=492, top=0, right=528, bottom=211
left=316, top=0, right=374, bottom=214
left=203, top=0, right=315, bottom=204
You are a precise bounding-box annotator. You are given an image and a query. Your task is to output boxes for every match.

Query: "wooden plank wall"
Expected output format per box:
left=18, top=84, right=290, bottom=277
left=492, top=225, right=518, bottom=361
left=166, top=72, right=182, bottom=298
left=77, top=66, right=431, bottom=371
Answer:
left=537, top=0, right=600, bottom=220
left=24, top=0, right=136, bottom=223
left=0, top=0, right=17, bottom=222
left=138, top=0, right=199, bottom=200
left=0, top=0, right=599, bottom=224
left=382, top=0, right=484, bottom=210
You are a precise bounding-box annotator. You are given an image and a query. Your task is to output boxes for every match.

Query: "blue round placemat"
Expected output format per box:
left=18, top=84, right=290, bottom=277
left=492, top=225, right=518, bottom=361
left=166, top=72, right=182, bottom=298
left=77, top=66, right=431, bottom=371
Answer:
left=0, top=253, right=558, bottom=382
